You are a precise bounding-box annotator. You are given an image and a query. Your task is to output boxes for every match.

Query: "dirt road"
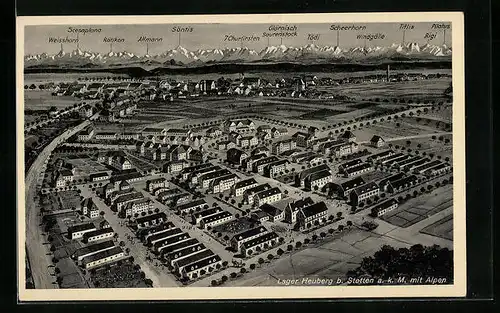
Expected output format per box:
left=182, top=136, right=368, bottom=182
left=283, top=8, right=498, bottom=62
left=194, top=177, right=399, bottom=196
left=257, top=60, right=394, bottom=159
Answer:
left=24, top=119, right=91, bottom=289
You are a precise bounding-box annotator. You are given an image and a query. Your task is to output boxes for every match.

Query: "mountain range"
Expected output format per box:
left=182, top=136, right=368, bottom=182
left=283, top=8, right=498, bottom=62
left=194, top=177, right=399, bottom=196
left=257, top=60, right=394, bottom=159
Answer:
left=24, top=42, right=452, bottom=69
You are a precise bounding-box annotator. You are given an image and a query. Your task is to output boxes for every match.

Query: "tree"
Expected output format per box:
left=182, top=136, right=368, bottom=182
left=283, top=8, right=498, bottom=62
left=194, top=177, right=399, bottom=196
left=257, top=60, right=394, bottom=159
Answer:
left=119, top=241, right=125, bottom=247
left=287, top=244, right=293, bottom=252
left=346, top=244, right=452, bottom=283
left=211, top=280, right=218, bottom=287
left=258, top=258, right=265, bottom=265
left=346, top=221, right=353, bottom=227
left=100, top=211, right=105, bottom=216
left=267, top=254, right=274, bottom=260
left=336, top=212, right=343, bottom=219
left=338, top=225, right=345, bottom=231
left=240, top=268, right=247, bottom=274
left=221, top=275, right=228, bottom=282
left=249, top=263, right=256, bottom=270
left=295, top=241, right=302, bottom=249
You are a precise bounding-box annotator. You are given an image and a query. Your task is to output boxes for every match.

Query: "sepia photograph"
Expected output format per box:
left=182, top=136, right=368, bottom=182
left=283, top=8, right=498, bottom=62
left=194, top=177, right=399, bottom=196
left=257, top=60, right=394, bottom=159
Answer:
left=16, top=12, right=466, bottom=301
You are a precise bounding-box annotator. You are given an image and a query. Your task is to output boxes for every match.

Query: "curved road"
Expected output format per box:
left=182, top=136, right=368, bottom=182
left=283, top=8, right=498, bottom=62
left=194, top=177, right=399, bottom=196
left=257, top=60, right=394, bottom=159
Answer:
left=24, top=118, right=92, bottom=289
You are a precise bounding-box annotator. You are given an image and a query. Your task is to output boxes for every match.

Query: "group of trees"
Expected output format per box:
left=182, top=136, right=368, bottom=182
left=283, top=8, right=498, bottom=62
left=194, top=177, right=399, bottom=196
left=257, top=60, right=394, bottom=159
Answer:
left=346, top=244, right=453, bottom=283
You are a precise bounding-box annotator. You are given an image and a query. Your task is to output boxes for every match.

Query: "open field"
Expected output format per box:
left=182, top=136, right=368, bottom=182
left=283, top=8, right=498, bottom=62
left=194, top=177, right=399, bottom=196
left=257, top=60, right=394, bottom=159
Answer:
left=389, top=135, right=453, bottom=160
left=25, top=90, right=79, bottom=110
left=226, top=227, right=411, bottom=286
left=57, top=258, right=89, bottom=288
left=354, top=119, right=439, bottom=142
left=421, top=107, right=452, bottom=123
left=65, top=157, right=109, bottom=176
left=322, top=78, right=452, bottom=101
left=24, top=73, right=128, bottom=84
left=381, top=184, right=453, bottom=228
left=40, top=192, right=79, bottom=213
left=420, top=214, right=453, bottom=241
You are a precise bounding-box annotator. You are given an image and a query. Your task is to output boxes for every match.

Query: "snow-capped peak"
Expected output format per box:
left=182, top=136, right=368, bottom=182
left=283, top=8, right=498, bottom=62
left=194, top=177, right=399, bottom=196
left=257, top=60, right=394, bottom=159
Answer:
left=24, top=41, right=452, bottom=67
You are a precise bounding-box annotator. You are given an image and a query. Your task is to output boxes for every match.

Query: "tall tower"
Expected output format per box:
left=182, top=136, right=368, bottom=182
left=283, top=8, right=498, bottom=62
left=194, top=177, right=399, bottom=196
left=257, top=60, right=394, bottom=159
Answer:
left=386, top=64, right=391, bottom=82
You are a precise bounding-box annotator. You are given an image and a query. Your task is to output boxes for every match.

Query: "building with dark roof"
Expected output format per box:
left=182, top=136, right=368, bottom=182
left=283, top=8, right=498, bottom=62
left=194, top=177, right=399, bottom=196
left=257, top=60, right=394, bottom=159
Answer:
left=263, top=159, right=289, bottom=178
left=82, top=246, right=124, bottom=269
left=297, top=201, right=328, bottom=231
left=370, top=135, right=385, bottom=147
left=165, top=243, right=206, bottom=266
left=231, top=226, right=269, bottom=251
left=304, top=169, right=333, bottom=191
left=226, top=148, right=248, bottom=165
left=173, top=249, right=215, bottom=272
left=370, top=198, right=398, bottom=217
left=368, top=150, right=396, bottom=163
left=241, top=232, right=280, bottom=256
left=154, top=233, right=191, bottom=253
left=191, top=207, right=224, bottom=226
left=243, top=183, right=271, bottom=204
left=158, top=238, right=198, bottom=256
left=252, top=156, right=279, bottom=174
left=339, top=131, right=356, bottom=142
left=292, top=131, right=315, bottom=147
left=343, top=162, right=373, bottom=178
left=378, top=173, right=406, bottom=191
left=232, top=178, right=258, bottom=197
left=147, top=227, right=183, bottom=245
left=136, top=212, right=167, bottom=229
left=82, top=227, right=114, bottom=243
left=254, top=187, right=282, bottom=207
left=200, top=211, right=234, bottom=229
left=260, top=203, right=285, bottom=222
left=295, top=164, right=330, bottom=188
left=176, top=199, right=207, bottom=214
left=181, top=254, right=222, bottom=280
left=412, top=160, right=443, bottom=174
left=388, top=175, right=420, bottom=193
left=211, top=173, right=240, bottom=193
left=68, top=223, right=97, bottom=240
left=284, top=197, right=315, bottom=224
left=72, top=240, right=115, bottom=263
left=199, top=169, right=232, bottom=188
left=339, top=159, right=363, bottom=172
left=181, top=163, right=213, bottom=180
left=350, top=182, right=380, bottom=205
left=334, top=177, right=366, bottom=197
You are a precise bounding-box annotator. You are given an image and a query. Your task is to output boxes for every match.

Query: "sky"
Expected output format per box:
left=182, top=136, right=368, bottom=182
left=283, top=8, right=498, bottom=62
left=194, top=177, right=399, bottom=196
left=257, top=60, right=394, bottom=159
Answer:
left=24, top=22, right=452, bottom=56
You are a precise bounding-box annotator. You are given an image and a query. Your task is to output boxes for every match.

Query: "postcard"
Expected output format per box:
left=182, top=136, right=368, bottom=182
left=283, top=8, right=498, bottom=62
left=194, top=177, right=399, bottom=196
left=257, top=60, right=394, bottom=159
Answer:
left=16, top=12, right=465, bottom=301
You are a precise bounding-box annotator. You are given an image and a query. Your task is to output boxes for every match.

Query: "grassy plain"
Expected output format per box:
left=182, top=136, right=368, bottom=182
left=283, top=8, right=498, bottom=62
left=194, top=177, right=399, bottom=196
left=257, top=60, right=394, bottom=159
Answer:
left=381, top=184, right=453, bottom=228
left=420, top=214, right=453, bottom=240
